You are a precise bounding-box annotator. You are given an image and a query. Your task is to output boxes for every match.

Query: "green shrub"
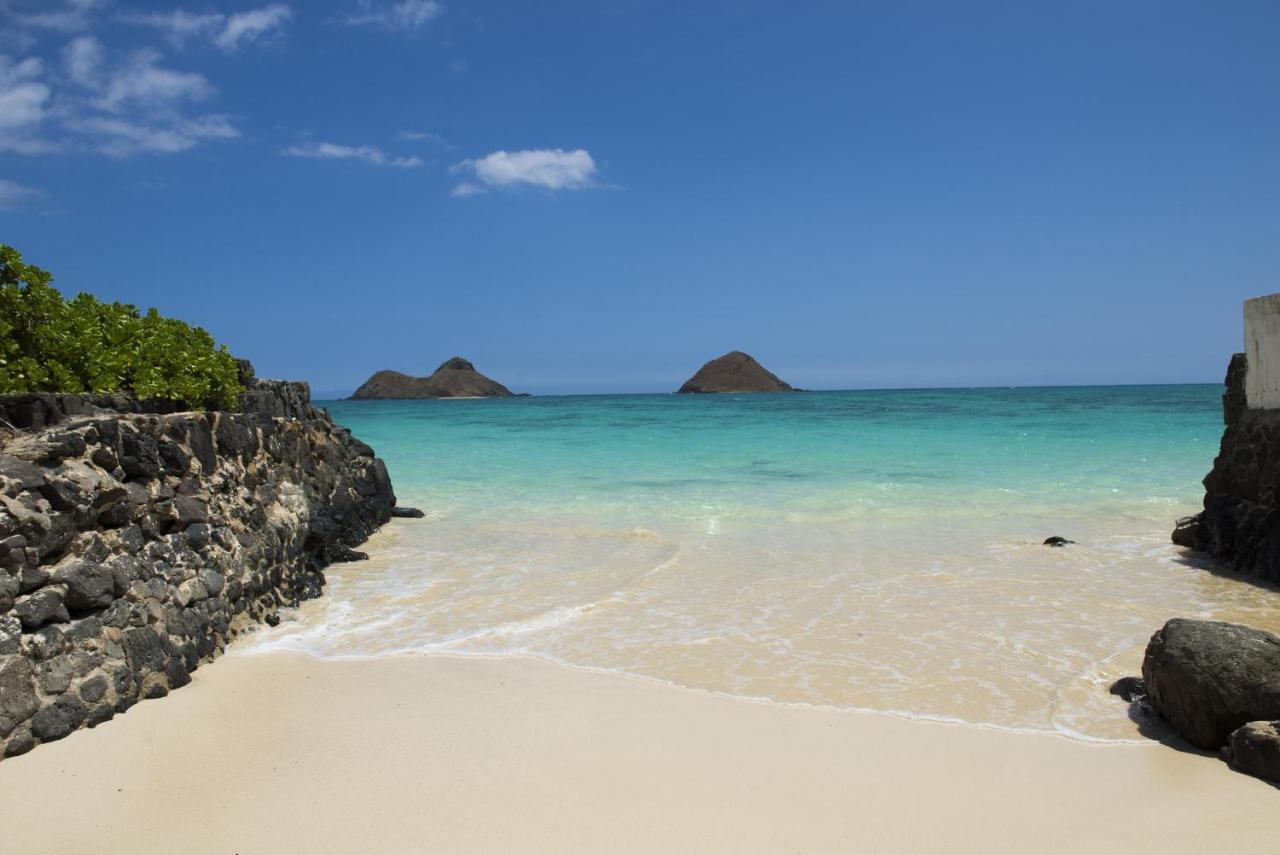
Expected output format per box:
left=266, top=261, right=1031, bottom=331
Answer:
left=0, top=244, right=242, bottom=409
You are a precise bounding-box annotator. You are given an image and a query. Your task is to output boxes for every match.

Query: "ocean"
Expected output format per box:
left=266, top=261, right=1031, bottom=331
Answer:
left=237, top=385, right=1280, bottom=741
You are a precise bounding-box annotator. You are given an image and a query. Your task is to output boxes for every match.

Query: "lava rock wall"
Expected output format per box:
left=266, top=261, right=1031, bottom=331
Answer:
left=0, top=384, right=394, bottom=759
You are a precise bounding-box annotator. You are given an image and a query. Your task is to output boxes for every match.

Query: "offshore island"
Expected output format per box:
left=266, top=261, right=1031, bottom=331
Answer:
left=676, top=351, right=795, bottom=393
left=350, top=358, right=519, bottom=399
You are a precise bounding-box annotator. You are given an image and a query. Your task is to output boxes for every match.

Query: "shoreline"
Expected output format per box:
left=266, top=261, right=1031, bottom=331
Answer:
left=229, top=644, right=1155, bottom=746
left=3, top=649, right=1277, bottom=854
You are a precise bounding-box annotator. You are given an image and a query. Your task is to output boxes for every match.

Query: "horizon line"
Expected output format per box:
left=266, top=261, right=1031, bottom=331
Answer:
left=312, top=379, right=1225, bottom=402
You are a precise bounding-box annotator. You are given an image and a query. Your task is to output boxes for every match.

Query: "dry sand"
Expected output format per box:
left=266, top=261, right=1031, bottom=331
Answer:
left=1, top=651, right=1277, bottom=854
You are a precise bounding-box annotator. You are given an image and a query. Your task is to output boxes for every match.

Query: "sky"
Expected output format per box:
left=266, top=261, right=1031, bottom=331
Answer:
left=1, top=0, right=1278, bottom=397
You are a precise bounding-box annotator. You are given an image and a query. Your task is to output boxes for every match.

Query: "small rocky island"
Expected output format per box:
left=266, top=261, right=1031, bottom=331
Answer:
left=677, top=351, right=794, bottom=394
left=351, top=358, right=517, bottom=399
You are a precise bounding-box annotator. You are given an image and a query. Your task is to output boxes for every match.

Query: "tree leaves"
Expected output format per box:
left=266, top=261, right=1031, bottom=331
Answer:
left=0, top=245, right=241, bottom=409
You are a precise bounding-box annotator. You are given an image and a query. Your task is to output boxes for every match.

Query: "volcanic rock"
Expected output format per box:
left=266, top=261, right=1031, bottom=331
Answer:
left=1142, top=618, right=1280, bottom=749
left=1225, top=720, right=1280, bottom=782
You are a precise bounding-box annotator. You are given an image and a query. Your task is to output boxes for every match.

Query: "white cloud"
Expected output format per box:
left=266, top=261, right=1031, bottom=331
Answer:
left=12, top=0, right=104, bottom=33
left=0, top=82, right=48, bottom=129
left=282, top=141, right=424, bottom=168
left=338, top=0, right=442, bottom=32
left=62, top=35, right=102, bottom=86
left=0, top=55, right=48, bottom=129
left=451, top=148, right=600, bottom=195
left=70, top=113, right=239, bottom=155
left=2, top=39, right=239, bottom=157
left=121, top=5, right=293, bottom=52
left=97, top=49, right=213, bottom=112
left=450, top=181, right=481, bottom=197
left=214, top=4, right=293, bottom=51
left=0, top=54, right=52, bottom=151
left=0, top=176, right=47, bottom=210
left=119, top=11, right=225, bottom=47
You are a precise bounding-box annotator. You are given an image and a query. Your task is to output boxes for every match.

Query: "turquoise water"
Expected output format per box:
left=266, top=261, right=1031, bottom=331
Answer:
left=241, top=385, right=1280, bottom=740
left=327, top=385, right=1223, bottom=523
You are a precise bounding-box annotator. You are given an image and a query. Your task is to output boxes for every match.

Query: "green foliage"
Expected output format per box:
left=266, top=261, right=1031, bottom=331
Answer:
left=0, top=244, right=241, bottom=409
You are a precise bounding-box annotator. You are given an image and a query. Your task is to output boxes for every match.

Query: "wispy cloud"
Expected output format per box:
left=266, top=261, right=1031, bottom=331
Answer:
left=70, top=114, right=238, bottom=155
left=1, top=37, right=240, bottom=156
left=336, top=0, right=442, bottom=32
left=282, top=141, right=424, bottom=168
left=450, top=148, right=600, bottom=196
left=0, top=55, right=54, bottom=153
left=11, top=0, right=104, bottom=34
left=0, top=176, right=47, bottom=210
left=396, top=129, right=447, bottom=144
left=214, top=4, right=293, bottom=50
left=95, top=47, right=214, bottom=111
left=121, top=4, right=294, bottom=51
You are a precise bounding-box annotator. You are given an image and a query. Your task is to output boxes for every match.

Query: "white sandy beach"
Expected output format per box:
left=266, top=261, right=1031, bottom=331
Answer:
left=1, top=650, right=1277, bottom=855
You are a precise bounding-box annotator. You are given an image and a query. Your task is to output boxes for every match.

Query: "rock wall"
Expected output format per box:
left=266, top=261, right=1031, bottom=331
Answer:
left=0, top=383, right=395, bottom=759
left=0, top=364, right=320, bottom=432
left=1173, top=352, right=1280, bottom=581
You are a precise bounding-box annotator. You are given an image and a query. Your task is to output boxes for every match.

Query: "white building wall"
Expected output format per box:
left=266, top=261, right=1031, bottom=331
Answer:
left=1245, top=294, right=1280, bottom=409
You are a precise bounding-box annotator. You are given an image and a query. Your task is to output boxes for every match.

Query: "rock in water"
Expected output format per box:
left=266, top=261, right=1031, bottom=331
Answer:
left=351, top=358, right=515, bottom=399
left=1142, top=618, right=1280, bottom=749
left=1108, top=676, right=1145, bottom=702
left=1170, top=516, right=1201, bottom=548
left=677, top=351, right=794, bottom=394
left=1225, top=721, right=1280, bottom=781
left=1043, top=536, right=1074, bottom=547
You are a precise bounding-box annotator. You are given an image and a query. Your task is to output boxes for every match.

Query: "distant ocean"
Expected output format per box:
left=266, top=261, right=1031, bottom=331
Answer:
left=239, top=385, right=1280, bottom=741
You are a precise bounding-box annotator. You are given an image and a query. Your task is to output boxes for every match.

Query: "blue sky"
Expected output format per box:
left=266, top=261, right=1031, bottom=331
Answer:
left=1, top=0, right=1277, bottom=397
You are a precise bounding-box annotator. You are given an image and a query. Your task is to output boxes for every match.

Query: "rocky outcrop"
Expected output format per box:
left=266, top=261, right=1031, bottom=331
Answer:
left=676, top=351, right=794, bottom=394
left=1172, top=353, right=1280, bottom=581
left=1141, top=618, right=1280, bottom=749
left=0, top=381, right=395, bottom=759
left=351, top=358, right=516, bottom=399
left=1224, top=720, right=1280, bottom=782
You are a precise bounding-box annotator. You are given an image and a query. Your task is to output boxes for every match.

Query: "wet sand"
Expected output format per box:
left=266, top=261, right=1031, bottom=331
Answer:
left=1, top=651, right=1277, bottom=854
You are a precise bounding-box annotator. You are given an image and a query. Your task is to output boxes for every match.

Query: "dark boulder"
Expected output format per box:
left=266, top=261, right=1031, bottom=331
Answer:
left=0, top=616, right=19, bottom=656
left=173, top=496, right=209, bottom=525
left=119, top=431, right=161, bottom=480
left=0, top=569, right=17, bottom=613
left=13, top=587, right=71, bottom=629
left=1225, top=720, right=1280, bottom=782
left=0, top=657, right=37, bottom=737
left=30, top=695, right=86, bottom=742
left=51, top=559, right=115, bottom=611
left=0, top=454, right=47, bottom=494
left=2, top=727, right=33, bottom=757
left=325, top=545, right=368, bottom=563
left=1171, top=516, right=1201, bottom=549
left=1108, top=676, right=1145, bottom=702
left=1043, top=536, right=1074, bottom=547
left=391, top=506, right=426, bottom=518
left=677, top=351, right=793, bottom=394
left=1142, top=618, right=1280, bottom=749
